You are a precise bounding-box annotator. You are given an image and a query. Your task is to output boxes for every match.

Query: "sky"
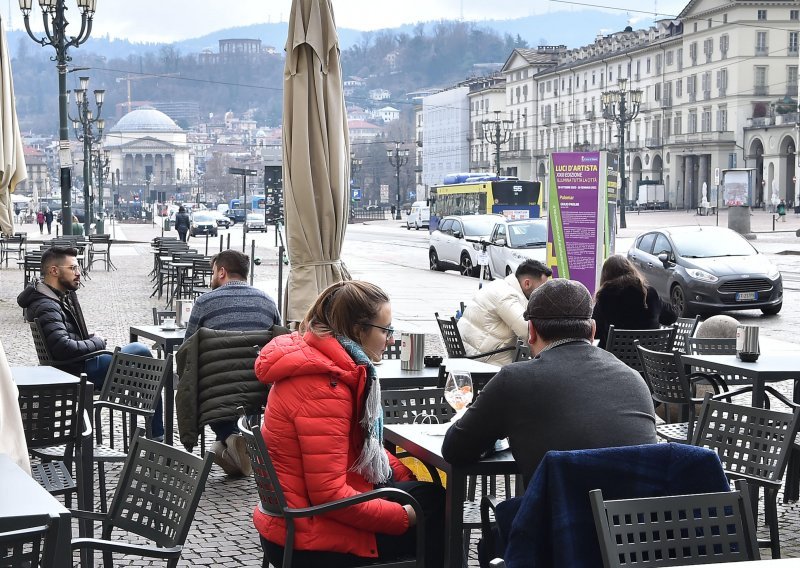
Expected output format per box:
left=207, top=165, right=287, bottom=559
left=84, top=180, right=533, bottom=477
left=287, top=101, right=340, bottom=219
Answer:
left=9, top=0, right=690, bottom=43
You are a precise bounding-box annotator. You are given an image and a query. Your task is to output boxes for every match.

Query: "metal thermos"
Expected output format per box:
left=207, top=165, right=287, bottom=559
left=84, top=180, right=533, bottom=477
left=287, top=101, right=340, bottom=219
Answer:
left=400, top=333, right=425, bottom=371
left=736, top=325, right=760, bottom=362
left=175, top=300, right=193, bottom=328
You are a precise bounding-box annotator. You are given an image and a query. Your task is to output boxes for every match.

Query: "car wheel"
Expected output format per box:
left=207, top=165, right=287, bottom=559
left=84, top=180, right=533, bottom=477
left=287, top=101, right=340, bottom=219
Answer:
left=415, top=222, right=420, bottom=231
left=460, top=253, right=474, bottom=277
left=761, top=302, right=782, bottom=316
left=406, top=223, right=411, bottom=230
left=670, top=284, right=691, bottom=317
left=429, top=248, right=442, bottom=271
left=505, top=266, right=513, bottom=277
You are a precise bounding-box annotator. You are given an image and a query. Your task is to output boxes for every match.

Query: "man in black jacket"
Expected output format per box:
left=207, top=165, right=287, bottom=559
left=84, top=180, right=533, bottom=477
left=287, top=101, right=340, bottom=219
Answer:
left=174, top=206, right=190, bottom=242
left=17, top=246, right=163, bottom=439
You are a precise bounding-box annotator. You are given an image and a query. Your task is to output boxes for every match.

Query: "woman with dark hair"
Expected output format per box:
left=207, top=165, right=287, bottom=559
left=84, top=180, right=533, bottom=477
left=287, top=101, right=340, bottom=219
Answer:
left=592, top=255, right=677, bottom=349
left=253, top=280, right=444, bottom=568
left=174, top=206, right=191, bottom=242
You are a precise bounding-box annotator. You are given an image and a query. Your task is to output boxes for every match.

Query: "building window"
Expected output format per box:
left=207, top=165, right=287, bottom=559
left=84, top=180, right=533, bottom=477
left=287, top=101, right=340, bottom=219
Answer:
left=791, top=10, right=799, bottom=21
left=687, top=75, right=696, bottom=101
left=703, top=38, right=713, bottom=63
left=676, top=78, right=683, bottom=97
left=677, top=48, right=683, bottom=71
left=701, top=108, right=712, bottom=132
left=717, top=68, right=728, bottom=97
left=689, top=42, right=698, bottom=65
left=717, top=106, right=728, bottom=131
left=592, top=71, right=596, bottom=85
left=702, top=72, right=711, bottom=99
left=755, top=31, right=768, bottom=55
left=754, top=66, right=768, bottom=95
left=666, top=50, right=673, bottom=66
left=654, top=83, right=662, bottom=101
left=720, top=34, right=729, bottom=59
left=688, top=110, right=698, bottom=134
left=646, top=58, right=651, bottom=74
left=693, top=22, right=698, bottom=33
left=789, top=66, right=799, bottom=97
left=723, top=13, right=728, bottom=23
left=790, top=32, right=799, bottom=56
left=673, top=113, right=682, bottom=135
left=757, top=9, right=767, bottom=21
left=663, top=114, right=672, bottom=138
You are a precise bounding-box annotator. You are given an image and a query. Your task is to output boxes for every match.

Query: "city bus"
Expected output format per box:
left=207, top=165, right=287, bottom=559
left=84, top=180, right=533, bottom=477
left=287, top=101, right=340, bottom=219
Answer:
left=429, top=179, right=542, bottom=231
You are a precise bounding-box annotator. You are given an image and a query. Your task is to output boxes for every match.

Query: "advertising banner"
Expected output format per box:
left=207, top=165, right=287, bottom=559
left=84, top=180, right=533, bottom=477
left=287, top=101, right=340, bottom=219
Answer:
left=546, top=152, right=608, bottom=296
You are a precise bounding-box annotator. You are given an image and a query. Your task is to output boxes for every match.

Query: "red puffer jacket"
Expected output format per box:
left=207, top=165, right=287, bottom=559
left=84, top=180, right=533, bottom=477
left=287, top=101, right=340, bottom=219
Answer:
left=253, top=331, right=415, bottom=558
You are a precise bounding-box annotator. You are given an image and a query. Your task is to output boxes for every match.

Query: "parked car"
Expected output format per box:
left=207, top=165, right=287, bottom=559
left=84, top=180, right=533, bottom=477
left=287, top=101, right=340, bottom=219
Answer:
left=429, top=214, right=504, bottom=277
left=246, top=212, right=267, bottom=232
left=627, top=226, right=782, bottom=317
left=209, top=210, right=232, bottom=228
left=406, top=201, right=430, bottom=230
left=189, top=213, right=218, bottom=237
left=487, top=218, right=548, bottom=277
left=225, top=208, right=246, bottom=224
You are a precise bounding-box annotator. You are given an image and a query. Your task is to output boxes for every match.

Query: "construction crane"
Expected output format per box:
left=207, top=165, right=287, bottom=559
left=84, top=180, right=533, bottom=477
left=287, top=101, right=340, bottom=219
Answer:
left=115, top=73, right=180, bottom=113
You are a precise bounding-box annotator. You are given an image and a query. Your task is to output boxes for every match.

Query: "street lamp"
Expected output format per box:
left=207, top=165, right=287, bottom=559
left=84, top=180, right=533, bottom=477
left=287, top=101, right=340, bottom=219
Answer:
left=70, top=76, right=105, bottom=236
left=386, top=142, right=408, bottom=220
left=19, top=0, right=98, bottom=236
left=481, top=110, right=514, bottom=177
left=350, top=151, right=362, bottom=202
left=601, top=77, right=642, bottom=229
left=229, top=167, right=257, bottom=251
left=93, top=147, right=109, bottom=233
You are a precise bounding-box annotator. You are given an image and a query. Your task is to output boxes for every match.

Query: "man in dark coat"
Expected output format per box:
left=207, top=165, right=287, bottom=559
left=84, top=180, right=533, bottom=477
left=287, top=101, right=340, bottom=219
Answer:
left=17, top=246, right=163, bottom=439
left=174, top=206, right=191, bottom=242
left=44, top=208, right=53, bottom=235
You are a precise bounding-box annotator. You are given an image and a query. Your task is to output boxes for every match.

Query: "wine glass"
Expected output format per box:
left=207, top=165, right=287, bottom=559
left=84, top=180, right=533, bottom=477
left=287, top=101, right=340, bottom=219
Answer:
left=444, top=371, right=473, bottom=421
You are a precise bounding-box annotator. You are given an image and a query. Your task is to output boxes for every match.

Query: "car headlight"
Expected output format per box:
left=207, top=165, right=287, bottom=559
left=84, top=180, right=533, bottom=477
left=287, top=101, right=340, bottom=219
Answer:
left=686, top=268, right=718, bottom=283
left=767, top=264, right=781, bottom=280
left=472, top=243, right=482, bottom=251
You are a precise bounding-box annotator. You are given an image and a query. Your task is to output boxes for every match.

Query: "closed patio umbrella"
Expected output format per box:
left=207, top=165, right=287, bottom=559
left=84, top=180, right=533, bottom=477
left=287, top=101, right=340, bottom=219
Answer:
left=283, top=0, right=351, bottom=324
left=0, top=15, right=26, bottom=237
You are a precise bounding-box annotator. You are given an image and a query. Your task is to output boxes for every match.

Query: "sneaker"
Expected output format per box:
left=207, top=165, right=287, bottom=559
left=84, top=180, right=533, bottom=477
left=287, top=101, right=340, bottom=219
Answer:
left=226, top=434, right=253, bottom=477
left=211, top=440, right=242, bottom=476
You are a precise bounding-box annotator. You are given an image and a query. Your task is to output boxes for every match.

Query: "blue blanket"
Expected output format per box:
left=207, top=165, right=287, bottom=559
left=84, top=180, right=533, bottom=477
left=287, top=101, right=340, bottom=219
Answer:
left=501, top=443, right=730, bottom=568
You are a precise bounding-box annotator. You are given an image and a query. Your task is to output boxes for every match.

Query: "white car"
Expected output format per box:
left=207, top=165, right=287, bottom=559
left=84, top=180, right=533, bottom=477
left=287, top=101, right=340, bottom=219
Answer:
left=429, top=214, right=504, bottom=277
left=209, top=210, right=232, bottom=228
left=487, top=218, right=548, bottom=277
left=246, top=212, right=267, bottom=232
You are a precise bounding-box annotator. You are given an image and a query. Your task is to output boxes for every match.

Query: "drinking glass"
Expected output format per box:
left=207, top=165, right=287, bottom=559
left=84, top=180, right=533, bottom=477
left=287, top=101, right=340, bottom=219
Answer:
left=444, top=371, right=473, bottom=421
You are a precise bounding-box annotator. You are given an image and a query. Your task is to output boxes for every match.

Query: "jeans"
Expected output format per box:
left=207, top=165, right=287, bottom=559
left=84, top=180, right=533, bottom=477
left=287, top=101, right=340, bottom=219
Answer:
left=84, top=342, right=164, bottom=440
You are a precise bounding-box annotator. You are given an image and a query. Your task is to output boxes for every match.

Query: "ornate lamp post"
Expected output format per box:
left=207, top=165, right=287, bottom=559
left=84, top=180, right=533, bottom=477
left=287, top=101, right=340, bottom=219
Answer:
left=387, top=142, right=408, bottom=220
left=350, top=151, right=362, bottom=202
left=602, top=78, right=642, bottom=229
left=70, top=76, right=105, bottom=235
left=481, top=110, right=514, bottom=177
left=19, top=0, right=98, bottom=236
left=93, top=147, right=109, bottom=233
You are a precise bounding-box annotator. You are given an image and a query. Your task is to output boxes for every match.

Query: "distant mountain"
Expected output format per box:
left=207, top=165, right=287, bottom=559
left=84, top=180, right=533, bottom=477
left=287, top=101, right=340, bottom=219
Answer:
left=7, top=10, right=638, bottom=60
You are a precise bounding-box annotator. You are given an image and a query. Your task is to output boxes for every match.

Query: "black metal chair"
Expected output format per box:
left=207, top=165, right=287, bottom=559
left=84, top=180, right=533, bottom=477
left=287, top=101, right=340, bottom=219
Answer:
left=28, top=318, right=113, bottom=375
left=0, top=516, right=52, bottom=568
left=35, top=349, right=171, bottom=512
left=383, top=338, right=403, bottom=360
left=236, top=410, right=425, bottom=568
left=590, top=479, right=760, bottom=567
left=0, top=233, right=26, bottom=267
left=512, top=339, right=531, bottom=362
left=636, top=342, right=727, bottom=443
left=17, top=374, right=90, bottom=506
left=685, top=337, right=753, bottom=388
left=669, top=315, right=700, bottom=353
left=435, top=312, right=515, bottom=360
left=605, top=326, right=675, bottom=375
left=692, top=390, right=800, bottom=559
left=88, top=234, right=116, bottom=271
left=70, top=430, right=213, bottom=567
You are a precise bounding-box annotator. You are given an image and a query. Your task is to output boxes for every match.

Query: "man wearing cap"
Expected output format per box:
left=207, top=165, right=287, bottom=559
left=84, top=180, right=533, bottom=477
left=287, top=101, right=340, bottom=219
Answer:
left=457, top=259, right=552, bottom=366
left=442, top=278, right=657, bottom=485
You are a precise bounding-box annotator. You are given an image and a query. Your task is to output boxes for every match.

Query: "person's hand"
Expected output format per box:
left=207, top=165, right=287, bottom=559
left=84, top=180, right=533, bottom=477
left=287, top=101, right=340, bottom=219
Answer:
left=403, top=504, right=417, bottom=526
left=92, top=334, right=106, bottom=346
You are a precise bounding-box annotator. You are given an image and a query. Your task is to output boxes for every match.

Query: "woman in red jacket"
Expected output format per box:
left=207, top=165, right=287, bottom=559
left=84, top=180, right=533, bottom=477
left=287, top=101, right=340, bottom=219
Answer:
left=254, top=280, right=444, bottom=568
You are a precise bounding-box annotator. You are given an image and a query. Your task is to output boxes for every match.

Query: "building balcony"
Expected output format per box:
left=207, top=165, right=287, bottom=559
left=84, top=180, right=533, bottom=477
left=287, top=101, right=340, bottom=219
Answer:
left=646, top=138, right=664, bottom=149
left=667, top=131, right=735, bottom=145
left=542, top=116, right=552, bottom=126
left=754, top=46, right=769, bottom=56
left=787, top=86, right=798, bottom=97
left=470, top=160, right=491, bottom=169
left=500, top=149, right=532, bottom=160
left=661, top=97, right=672, bottom=108
left=746, top=116, right=774, bottom=128
left=753, top=86, right=769, bottom=96
left=569, top=113, right=580, bottom=122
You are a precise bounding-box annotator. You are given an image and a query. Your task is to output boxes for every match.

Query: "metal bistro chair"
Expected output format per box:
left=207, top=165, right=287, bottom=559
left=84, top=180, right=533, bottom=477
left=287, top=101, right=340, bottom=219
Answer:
left=590, top=479, right=760, bottom=568
left=605, top=325, right=675, bottom=375
left=685, top=337, right=753, bottom=388
left=35, top=349, right=171, bottom=512
left=17, top=374, right=90, bottom=506
left=70, top=430, right=213, bottom=568
left=435, top=312, right=515, bottom=360
left=236, top=409, right=425, bottom=568
left=28, top=318, right=113, bottom=375
left=383, top=338, right=403, bottom=360
left=692, top=389, right=800, bottom=559
left=669, top=315, right=700, bottom=354
left=636, top=342, right=727, bottom=443
left=513, top=339, right=531, bottom=362
left=152, top=309, right=178, bottom=358
left=0, top=515, right=53, bottom=568
left=88, top=234, right=116, bottom=271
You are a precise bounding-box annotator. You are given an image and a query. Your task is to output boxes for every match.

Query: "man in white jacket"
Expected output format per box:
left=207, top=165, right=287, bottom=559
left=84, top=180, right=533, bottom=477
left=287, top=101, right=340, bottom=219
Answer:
left=458, top=259, right=551, bottom=365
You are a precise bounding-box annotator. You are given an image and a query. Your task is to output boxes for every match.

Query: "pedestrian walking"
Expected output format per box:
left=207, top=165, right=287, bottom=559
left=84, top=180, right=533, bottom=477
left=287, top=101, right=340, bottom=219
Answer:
left=777, top=199, right=786, bottom=222
left=44, top=208, right=53, bottom=234
left=174, top=206, right=191, bottom=242
left=36, top=211, right=44, bottom=234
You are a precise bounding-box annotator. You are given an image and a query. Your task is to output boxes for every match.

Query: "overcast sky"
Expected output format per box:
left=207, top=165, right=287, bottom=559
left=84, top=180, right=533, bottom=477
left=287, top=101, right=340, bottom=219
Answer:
left=9, top=0, right=690, bottom=43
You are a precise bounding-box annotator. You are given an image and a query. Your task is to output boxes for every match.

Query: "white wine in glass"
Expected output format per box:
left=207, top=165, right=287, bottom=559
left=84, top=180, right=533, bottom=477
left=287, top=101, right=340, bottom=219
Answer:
left=444, top=371, right=473, bottom=420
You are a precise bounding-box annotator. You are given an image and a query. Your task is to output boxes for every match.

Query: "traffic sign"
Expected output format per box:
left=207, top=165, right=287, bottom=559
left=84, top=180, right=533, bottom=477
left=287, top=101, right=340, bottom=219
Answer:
left=714, top=167, right=720, bottom=186
left=351, top=188, right=362, bottom=201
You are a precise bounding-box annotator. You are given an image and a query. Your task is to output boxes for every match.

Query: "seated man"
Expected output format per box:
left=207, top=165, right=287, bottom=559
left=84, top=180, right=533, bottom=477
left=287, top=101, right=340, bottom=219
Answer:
left=457, top=259, right=551, bottom=365
left=17, top=245, right=162, bottom=439
left=181, top=249, right=280, bottom=476
left=442, top=278, right=657, bottom=486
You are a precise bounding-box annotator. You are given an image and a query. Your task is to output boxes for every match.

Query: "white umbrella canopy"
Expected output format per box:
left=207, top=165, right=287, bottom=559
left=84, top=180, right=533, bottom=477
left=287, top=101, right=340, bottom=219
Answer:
left=282, top=0, right=351, bottom=324
left=0, top=15, right=26, bottom=237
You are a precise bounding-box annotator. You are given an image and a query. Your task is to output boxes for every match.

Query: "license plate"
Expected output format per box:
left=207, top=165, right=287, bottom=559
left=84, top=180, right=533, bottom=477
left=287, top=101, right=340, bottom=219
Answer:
left=735, top=292, right=758, bottom=301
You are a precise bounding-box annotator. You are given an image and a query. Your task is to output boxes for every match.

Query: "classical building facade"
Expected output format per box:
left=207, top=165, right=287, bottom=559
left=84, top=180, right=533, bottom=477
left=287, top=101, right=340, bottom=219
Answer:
left=104, top=107, right=192, bottom=202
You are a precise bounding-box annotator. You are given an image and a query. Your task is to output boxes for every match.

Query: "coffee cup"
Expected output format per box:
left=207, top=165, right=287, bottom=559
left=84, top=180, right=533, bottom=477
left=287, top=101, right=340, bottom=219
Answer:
left=736, top=324, right=760, bottom=362
left=163, top=317, right=177, bottom=330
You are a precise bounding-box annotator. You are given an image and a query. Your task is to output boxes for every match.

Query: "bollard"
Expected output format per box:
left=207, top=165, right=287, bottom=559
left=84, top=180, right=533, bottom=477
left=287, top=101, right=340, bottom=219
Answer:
left=277, top=245, right=285, bottom=321
left=773, top=215, right=776, bottom=231
left=204, top=233, right=209, bottom=256
left=250, top=240, right=256, bottom=286
left=219, top=234, right=224, bottom=253
left=226, top=233, right=230, bottom=251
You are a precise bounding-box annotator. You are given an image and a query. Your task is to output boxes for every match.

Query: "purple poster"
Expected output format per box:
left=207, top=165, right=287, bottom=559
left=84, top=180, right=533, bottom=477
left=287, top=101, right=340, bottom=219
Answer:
left=546, top=152, right=606, bottom=296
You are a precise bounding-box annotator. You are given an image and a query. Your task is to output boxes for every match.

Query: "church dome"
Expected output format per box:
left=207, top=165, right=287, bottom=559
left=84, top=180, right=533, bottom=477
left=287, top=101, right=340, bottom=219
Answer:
left=108, top=107, right=182, bottom=133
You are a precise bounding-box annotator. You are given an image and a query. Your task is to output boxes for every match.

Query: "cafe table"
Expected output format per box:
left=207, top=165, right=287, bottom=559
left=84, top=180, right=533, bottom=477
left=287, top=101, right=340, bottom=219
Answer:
left=383, top=423, right=516, bottom=568
left=377, top=358, right=500, bottom=390
left=129, top=325, right=187, bottom=445
left=0, top=453, right=71, bottom=568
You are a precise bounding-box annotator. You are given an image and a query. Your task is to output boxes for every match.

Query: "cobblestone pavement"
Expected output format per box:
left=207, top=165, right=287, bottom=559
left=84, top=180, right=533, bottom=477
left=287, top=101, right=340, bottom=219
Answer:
left=1, top=214, right=799, bottom=566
